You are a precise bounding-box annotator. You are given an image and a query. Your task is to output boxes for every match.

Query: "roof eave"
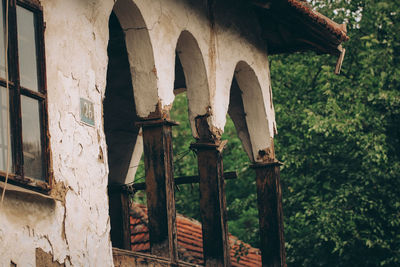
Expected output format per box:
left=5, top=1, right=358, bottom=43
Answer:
left=253, top=0, right=349, bottom=56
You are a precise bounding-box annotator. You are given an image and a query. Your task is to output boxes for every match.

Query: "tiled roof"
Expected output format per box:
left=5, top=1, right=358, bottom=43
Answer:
left=287, top=0, right=349, bottom=42
left=130, top=203, right=261, bottom=266
left=253, top=0, right=349, bottom=55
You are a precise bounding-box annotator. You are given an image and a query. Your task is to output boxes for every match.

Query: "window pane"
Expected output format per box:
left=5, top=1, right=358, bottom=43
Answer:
left=17, top=5, right=39, bottom=91
left=0, top=86, right=13, bottom=172
left=0, top=0, right=6, bottom=78
left=21, top=95, right=43, bottom=180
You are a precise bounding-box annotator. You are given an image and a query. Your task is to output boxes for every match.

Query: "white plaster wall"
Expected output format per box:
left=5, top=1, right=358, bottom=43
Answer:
left=235, top=61, right=274, bottom=161
left=0, top=0, right=115, bottom=266
left=0, top=0, right=277, bottom=266
left=214, top=35, right=275, bottom=138
left=127, top=0, right=276, bottom=157
left=117, top=0, right=275, bottom=142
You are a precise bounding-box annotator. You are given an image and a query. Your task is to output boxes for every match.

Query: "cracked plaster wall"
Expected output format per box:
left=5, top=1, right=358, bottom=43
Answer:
left=116, top=0, right=277, bottom=169
left=0, top=0, right=114, bottom=266
left=0, top=0, right=276, bottom=266
left=113, top=0, right=276, bottom=133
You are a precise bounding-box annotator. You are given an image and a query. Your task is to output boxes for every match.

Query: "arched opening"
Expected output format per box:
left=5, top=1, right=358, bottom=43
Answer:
left=223, top=61, right=274, bottom=249
left=230, top=61, right=272, bottom=162
left=104, top=0, right=158, bottom=249
left=130, top=30, right=209, bottom=217
left=172, top=31, right=209, bottom=221
left=175, top=30, right=210, bottom=138
left=113, top=0, right=159, bottom=117
left=105, top=12, right=139, bottom=191
left=127, top=30, right=211, bottom=263
left=223, top=75, right=261, bottom=249
left=228, top=76, right=253, bottom=161
left=104, top=11, right=139, bottom=250
left=228, top=62, right=285, bottom=266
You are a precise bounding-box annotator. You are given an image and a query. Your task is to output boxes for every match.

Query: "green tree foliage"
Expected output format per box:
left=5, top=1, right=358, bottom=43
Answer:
left=272, top=0, right=400, bottom=265
left=170, top=93, right=200, bottom=219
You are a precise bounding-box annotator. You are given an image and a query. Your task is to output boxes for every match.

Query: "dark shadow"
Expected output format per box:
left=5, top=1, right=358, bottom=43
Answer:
left=104, top=11, right=139, bottom=249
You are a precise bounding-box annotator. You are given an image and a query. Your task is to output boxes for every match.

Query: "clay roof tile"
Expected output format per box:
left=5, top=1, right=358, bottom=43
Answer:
left=129, top=203, right=261, bottom=266
left=287, top=0, right=349, bottom=42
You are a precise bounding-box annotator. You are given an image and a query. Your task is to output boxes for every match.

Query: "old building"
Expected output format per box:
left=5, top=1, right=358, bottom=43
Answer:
left=0, top=0, right=348, bottom=266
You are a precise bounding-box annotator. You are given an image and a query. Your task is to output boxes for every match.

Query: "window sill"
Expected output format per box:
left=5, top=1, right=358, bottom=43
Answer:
left=0, top=180, right=58, bottom=201
left=0, top=171, right=50, bottom=193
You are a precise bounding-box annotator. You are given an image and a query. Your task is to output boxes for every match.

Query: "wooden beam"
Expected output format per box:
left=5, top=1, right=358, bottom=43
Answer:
left=138, top=118, right=178, bottom=263
left=108, top=189, right=131, bottom=250
left=112, top=248, right=196, bottom=267
left=173, top=87, right=187, bottom=95
left=191, top=141, right=231, bottom=267
left=335, top=46, right=346, bottom=75
left=252, top=161, right=286, bottom=267
left=132, top=171, right=237, bottom=191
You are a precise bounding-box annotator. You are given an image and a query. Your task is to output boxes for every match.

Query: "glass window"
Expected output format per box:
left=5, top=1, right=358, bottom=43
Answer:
left=0, top=0, right=49, bottom=189
left=21, top=96, right=43, bottom=180
left=0, top=1, right=6, bottom=79
left=17, top=5, right=39, bottom=91
left=0, top=86, right=12, bottom=172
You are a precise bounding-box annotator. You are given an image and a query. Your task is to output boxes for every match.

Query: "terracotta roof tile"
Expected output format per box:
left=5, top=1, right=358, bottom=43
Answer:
left=131, top=232, right=148, bottom=244
left=129, top=203, right=261, bottom=266
left=178, top=240, right=204, bottom=254
left=132, top=242, right=150, bottom=253
left=131, top=224, right=148, bottom=234
left=287, top=0, right=349, bottom=42
left=254, top=0, right=349, bottom=55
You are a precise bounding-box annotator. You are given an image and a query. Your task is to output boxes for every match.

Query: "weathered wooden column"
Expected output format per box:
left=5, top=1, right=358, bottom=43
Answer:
left=190, top=116, right=231, bottom=267
left=138, top=118, right=178, bottom=263
left=251, top=159, right=286, bottom=267
left=108, top=187, right=131, bottom=250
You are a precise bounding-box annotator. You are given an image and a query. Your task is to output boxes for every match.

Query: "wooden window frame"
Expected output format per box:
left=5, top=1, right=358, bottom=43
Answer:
left=0, top=0, right=51, bottom=193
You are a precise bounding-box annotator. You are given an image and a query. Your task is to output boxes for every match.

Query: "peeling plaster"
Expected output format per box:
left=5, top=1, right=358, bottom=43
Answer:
left=1, top=0, right=113, bottom=266
left=0, top=0, right=277, bottom=265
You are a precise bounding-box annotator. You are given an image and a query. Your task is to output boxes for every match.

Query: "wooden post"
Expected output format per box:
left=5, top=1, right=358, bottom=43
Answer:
left=108, top=188, right=131, bottom=250
left=252, top=161, right=286, bottom=267
left=191, top=141, right=231, bottom=267
left=139, top=118, right=178, bottom=263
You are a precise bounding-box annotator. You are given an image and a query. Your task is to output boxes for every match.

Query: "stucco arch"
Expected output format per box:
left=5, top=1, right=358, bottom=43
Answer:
left=113, top=0, right=158, bottom=118
left=175, top=30, right=210, bottom=138
left=228, top=61, right=272, bottom=162
left=106, top=0, right=160, bottom=185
